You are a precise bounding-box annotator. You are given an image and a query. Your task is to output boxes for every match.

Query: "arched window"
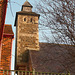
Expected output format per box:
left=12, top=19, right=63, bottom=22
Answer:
left=24, top=18, right=26, bottom=21
left=30, top=18, right=32, bottom=22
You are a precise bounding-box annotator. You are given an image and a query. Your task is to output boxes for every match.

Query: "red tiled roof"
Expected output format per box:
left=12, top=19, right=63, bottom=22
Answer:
left=3, top=24, right=14, bottom=38
left=29, top=43, right=75, bottom=74
left=3, top=24, right=14, bottom=35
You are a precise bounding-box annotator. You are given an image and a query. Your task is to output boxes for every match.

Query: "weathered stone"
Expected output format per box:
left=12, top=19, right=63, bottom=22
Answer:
left=15, top=1, right=40, bottom=71
left=16, top=9, right=39, bottom=64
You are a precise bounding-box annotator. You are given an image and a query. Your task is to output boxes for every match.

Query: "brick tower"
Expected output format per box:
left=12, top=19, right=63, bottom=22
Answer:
left=14, top=1, right=40, bottom=70
left=1, top=25, right=14, bottom=70
left=0, top=0, right=8, bottom=52
left=0, top=24, right=14, bottom=75
left=0, top=0, right=14, bottom=73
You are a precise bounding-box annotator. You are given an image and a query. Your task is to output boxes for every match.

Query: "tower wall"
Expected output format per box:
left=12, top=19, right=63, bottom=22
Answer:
left=16, top=14, right=39, bottom=64
left=22, top=7, right=32, bottom=12
left=15, top=1, right=40, bottom=71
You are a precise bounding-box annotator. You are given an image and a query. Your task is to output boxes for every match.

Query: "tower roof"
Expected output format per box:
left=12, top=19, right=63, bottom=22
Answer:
left=22, top=1, right=33, bottom=7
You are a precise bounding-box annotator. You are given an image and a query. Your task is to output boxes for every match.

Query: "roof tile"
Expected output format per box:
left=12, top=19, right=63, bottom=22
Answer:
left=3, top=24, right=14, bottom=35
left=29, top=43, right=75, bottom=73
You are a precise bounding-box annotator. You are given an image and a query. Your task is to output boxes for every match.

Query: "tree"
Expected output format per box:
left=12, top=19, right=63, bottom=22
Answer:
left=34, top=0, right=75, bottom=73
left=35, top=0, right=75, bottom=45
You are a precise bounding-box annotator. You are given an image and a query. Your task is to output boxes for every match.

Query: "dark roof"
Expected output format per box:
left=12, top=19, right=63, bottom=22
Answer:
left=29, top=43, right=75, bottom=73
left=14, top=11, right=40, bottom=26
left=16, top=11, right=40, bottom=16
left=3, top=24, right=14, bottom=36
left=22, top=1, right=33, bottom=7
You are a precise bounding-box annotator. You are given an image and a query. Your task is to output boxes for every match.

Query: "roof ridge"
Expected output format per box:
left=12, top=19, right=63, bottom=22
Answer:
left=5, top=24, right=12, bottom=26
left=22, top=1, right=33, bottom=7
left=39, top=42, right=75, bottom=46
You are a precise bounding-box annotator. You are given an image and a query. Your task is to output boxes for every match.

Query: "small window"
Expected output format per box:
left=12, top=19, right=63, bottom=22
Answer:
left=30, top=18, right=32, bottom=22
left=24, top=18, right=26, bottom=21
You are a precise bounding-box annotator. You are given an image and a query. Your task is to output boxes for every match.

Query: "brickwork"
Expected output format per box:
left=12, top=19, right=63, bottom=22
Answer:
left=0, top=0, right=8, bottom=41
left=0, top=24, right=14, bottom=74
left=1, top=37, right=12, bottom=69
left=0, top=37, right=13, bottom=75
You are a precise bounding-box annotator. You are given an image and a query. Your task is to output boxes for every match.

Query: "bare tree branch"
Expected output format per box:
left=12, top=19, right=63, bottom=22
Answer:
left=35, top=0, right=75, bottom=45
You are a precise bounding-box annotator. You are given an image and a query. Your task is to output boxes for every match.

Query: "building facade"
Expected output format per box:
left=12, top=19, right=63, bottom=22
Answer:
left=0, top=25, right=14, bottom=75
left=14, top=1, right=75, bottom=75
left=14, top=1, right=40, bottom=71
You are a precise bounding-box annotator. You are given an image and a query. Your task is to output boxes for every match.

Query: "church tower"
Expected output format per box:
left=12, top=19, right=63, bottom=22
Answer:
left=14, top=1, right=40, bottom=70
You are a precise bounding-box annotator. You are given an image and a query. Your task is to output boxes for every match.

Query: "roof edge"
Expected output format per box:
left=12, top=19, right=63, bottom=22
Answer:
left=22, top=5, right=33, bottom=8
left=14, top=12, right=40, bottom=26
left=3, top=34, right=14, bottom=39
left=39, top=42, right=75, bottom=46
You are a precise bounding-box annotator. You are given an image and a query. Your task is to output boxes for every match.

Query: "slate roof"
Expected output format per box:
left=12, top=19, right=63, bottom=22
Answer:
left=22, top=1, right=33, bottom=7
left=16, top=11, right=40, bottom=16
left=29, top=43, right=75, bottom=74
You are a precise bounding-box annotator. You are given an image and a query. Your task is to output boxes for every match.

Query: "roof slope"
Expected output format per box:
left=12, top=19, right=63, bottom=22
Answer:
left=29, top=43, right=75, bottom=73
left=3, top=24, right=14, bottom=35
left=16, top=11, right=40, bottom=16
left=22, top=1, right=33, bottom=7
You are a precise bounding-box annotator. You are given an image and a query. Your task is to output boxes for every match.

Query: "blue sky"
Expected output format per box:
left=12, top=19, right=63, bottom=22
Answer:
left=5, top=0, right=52, bottom=69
